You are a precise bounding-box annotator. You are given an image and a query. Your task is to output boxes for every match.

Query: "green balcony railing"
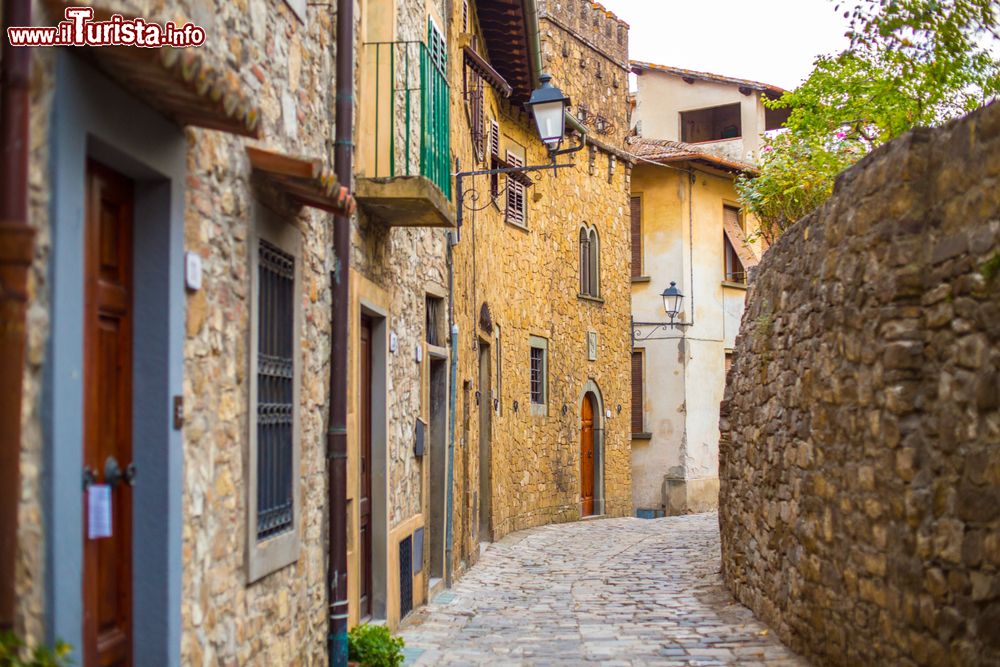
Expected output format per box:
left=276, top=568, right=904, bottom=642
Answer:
left=364, top=39, right=451, bottom=199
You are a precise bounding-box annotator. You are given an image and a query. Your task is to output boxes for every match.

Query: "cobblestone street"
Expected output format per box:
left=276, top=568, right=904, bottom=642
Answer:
left=399, top=513, right=805, bottom=666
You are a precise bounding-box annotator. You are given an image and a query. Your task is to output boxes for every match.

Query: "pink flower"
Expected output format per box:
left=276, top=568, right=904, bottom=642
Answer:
left=835, top=131, right=846, bottom=139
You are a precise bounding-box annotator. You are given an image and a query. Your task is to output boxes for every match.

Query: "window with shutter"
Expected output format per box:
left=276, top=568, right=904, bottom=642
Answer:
left=489, top=119, right=500, bottom=198
left=505, top=150, right=525, bottom=226
left=723, top=206, right=745, bottom=283
left=630, top=196, right=642, bottom=277
left=468, top=73, right=485, bottom=161
left=631, top=350, right=644, bottom=433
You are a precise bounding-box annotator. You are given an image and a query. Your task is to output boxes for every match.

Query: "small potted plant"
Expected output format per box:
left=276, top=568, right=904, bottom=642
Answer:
left=0, top=631, right=72, bottom=667
left=347, top=623, right=405, bottom=667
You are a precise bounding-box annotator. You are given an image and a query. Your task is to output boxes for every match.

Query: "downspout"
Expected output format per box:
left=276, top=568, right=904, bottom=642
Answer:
left=444, top=236, right=458, bottom=586
left=522, top=0, right=588, bottom=152
left=328, top=0, right=353, bottom=663
left=0, top=0, right=35, bottom=633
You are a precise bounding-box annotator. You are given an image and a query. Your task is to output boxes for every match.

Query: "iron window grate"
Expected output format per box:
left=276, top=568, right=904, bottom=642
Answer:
left=530, top=346, right=544, bottom=404
left=399, top=536, right=413, bottom=618
left=257, top=240, right=295, bottom=541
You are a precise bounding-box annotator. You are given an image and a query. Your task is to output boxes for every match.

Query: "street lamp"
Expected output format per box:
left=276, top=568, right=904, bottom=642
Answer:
left=525, top=73, right=570, bottom=152
left=661, top=281, right=684, bottom=325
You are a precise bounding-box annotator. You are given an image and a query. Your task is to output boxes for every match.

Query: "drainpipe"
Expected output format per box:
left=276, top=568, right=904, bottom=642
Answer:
left=444, top=237, right=458, bottom=586
left=0, top=0, right=34, bottom=633
left=327, top=0, right=353, bottom=662
left=521, top=0, right=587, bottom=153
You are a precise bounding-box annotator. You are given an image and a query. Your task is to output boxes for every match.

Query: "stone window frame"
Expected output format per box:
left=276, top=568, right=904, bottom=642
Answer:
left=246, top=203, right=303, bottom=583
left=529, top=335, right=549, bottom=416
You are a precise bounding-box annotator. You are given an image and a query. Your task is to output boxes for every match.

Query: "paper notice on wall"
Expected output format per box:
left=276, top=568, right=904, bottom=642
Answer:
left=88, top=484, right=112, bottom=539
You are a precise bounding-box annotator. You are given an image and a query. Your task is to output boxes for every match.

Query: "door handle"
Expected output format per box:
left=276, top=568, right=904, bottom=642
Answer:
left=82, top=466, right=97, bottom=491
left=104, top=456, right=136, bottom=489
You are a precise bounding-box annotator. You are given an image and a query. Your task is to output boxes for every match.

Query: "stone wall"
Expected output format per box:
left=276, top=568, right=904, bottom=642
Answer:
left=720, top=102, right=1000, bottom=666
left=17, top=0, right=446, bottom=660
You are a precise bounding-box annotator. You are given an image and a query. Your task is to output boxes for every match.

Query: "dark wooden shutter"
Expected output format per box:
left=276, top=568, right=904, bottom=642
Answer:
left=489, top=119, right=500, bottom=197
left=631, top=351, right=643, bottom=433
left=630, top=196, right=642, bottom=277
left=506, top=150, right=525, bottom=225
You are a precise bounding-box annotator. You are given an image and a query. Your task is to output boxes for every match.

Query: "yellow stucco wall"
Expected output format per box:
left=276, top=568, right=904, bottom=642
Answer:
left=630, top=161, right=761, bottom=514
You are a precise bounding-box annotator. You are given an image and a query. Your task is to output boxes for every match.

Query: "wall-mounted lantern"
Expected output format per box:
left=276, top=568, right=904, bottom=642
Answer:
left=661, top=281, right=684, bottom=326
left=525, top=73, right=570, bottom=153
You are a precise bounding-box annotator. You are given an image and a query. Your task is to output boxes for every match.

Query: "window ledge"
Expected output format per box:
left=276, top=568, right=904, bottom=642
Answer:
left=577, top=293, right=605, bottom=305
left=505, top=220, right=529, bottom=233
left=529, top=403, right=548, bottom=417
left=722, top=281, right=748, bottom=291
left=632, top=432, right=653, bottom=440
left=631, top=275, right=651, bottom=283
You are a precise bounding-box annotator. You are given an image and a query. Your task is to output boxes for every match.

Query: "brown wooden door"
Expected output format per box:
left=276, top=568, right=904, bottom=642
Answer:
left=580, top=394, right=595, bottom=517
left=83, top=160, right=134, bottom=667
left=359, top=317, right=373, bottom=618
left=477, top=343, right=491, bottom=542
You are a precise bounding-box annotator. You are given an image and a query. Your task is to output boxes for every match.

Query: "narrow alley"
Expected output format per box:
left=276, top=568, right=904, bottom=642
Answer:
left=399, top=514, right=804, bottom=666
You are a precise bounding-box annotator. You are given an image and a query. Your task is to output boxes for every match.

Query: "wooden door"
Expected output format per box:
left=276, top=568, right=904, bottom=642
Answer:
left=83, top=160, right=134, bottom=667
left=477, top=343, right=491, bottom=542
left=359, top=317, right=373, bottom=618
left=580, top=394, right=595, bottom=517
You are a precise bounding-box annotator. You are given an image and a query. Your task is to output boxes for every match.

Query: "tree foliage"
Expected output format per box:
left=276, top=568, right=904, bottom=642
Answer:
left=738, top=0, right=1000, bottom=241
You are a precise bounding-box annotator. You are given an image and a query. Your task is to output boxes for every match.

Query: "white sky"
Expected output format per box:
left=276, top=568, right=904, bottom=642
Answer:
left=596, top=0, right=853, bottom=90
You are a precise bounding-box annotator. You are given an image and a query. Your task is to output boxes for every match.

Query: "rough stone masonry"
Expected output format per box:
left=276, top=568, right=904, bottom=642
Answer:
left=720, top=101, right=1000, bottom=666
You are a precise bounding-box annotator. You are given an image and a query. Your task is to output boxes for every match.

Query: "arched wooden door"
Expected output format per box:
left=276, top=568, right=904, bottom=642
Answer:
left=580, top=394, right=595, bottom=516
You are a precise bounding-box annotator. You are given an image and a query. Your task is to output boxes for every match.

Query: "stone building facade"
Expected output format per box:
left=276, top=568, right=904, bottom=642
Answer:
left=720, top=102, right=1000, bottom=665
left=628, top=138, right=762, bottom=516
left=10, top=0, right=443, bottom=664
left=447, top=0, right=634, bottom=577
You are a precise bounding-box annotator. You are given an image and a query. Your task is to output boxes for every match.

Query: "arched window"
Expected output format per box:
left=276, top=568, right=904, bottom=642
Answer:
left=589, top=228, right=600, bottom=297
left=579, top=226, right=600, bottom=298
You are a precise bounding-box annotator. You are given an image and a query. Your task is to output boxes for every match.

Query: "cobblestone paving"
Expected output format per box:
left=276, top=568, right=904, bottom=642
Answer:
left=399, top=513, right=806, bottom=666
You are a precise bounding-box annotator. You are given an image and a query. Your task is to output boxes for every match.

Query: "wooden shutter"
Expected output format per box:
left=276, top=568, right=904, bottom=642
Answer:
left=631, top=351, right=643, bottom=433
left=489, top=119, right=500, bottom=158
left=489, top=119, right=500, bottom=197
left=505, top=150, right=525, bottom=225
left=472, top=76, right=485, bottom=161
left=579, top=228, right=589, bottom=294
left=630, top=196, right=642, bottom=277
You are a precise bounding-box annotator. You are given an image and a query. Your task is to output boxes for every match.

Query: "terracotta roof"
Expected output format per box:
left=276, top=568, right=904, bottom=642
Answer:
left=630, top=61, right=784, bottom=96
left=247, top=147, right=356, bottom=215
left=44, top=0, right=260, bottom=137
left=626, top=137, right=757, bottom=174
